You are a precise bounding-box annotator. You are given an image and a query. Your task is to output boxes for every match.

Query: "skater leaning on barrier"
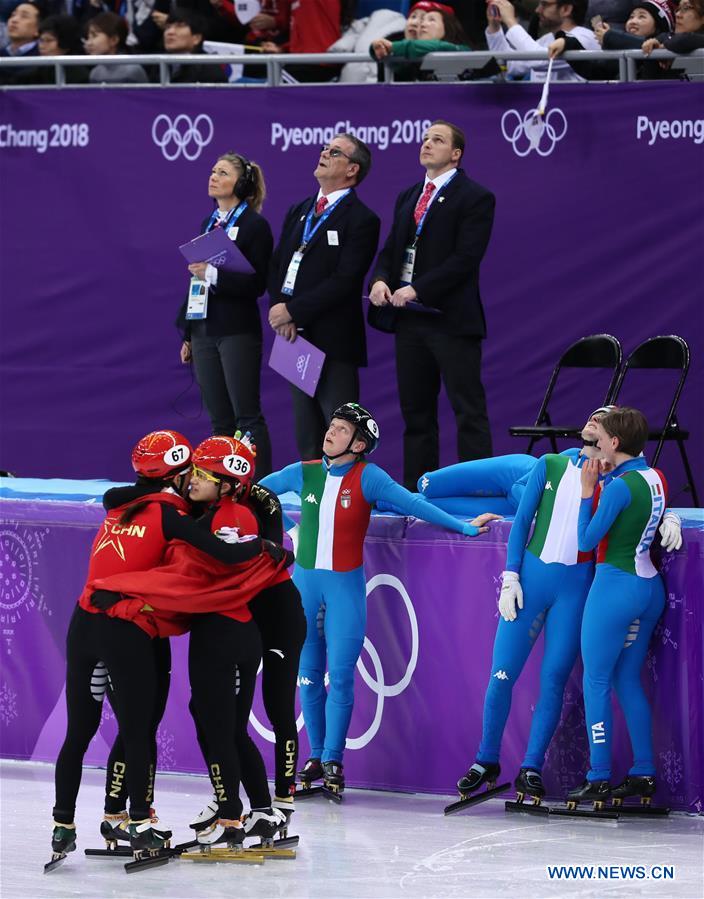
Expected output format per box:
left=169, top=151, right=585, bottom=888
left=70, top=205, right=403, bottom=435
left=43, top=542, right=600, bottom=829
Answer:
left=567, top=408, right=670, bottom=811
left=260, top=402, right=500, bottom=795
left=47, top=430, right=275, bottom=872
left=453, top=407, right=682, bottom=811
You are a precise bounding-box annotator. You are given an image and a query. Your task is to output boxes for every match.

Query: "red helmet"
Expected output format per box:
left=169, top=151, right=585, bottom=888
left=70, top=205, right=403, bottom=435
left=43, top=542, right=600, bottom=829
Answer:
left=192, top=436, right=256, bottom=485
left=131, top=430, right=193, bottom=478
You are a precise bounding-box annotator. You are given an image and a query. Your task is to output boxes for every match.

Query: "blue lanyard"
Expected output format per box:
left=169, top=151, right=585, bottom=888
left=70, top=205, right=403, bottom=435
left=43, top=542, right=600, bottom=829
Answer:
left=413, top=170, right=457, bottom=242
left=205, top=201, right=248, bottom=234
left=300, top=191, right=351, bottom=250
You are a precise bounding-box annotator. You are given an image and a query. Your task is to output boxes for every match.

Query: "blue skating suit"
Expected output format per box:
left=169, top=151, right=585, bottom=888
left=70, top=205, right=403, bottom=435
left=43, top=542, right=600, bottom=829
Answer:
left=477, top=448, right=596, bottom=771
left=577, top=458, right=667, bottom=782
left=262, top=458, right=478, bottom=763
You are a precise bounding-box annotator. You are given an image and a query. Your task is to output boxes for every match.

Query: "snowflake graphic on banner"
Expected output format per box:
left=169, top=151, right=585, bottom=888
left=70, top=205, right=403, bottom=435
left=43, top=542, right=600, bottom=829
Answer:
left=0, top=682, right=18, bottom=726
left=156, top=727, right=176, bottom=770
left=544, top=685, right=590, bottom=794
left=659, top=746, right=683, bottom=790
left=0, top=525, right=51, bottom=655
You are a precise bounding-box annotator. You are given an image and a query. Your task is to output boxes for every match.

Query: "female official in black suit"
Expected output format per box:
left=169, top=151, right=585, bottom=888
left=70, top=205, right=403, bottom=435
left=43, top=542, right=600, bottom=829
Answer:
left=179, top=153, right=274, bottom=477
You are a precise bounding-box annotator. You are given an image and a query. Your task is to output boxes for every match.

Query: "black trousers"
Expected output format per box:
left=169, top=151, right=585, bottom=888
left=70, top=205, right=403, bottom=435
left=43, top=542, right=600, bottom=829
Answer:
left=54, top=607, right=156, bottom=824
left=191, top=328, right=273, bottom=478
left=188, top=614, right=263, bottom=819
left=395, top=315, right=493, bottom=490
left=290, top=357, right=359, bottom=461
left=248, top=579, right=307, bottom=798
left=103, top=637, right=172, bottom=814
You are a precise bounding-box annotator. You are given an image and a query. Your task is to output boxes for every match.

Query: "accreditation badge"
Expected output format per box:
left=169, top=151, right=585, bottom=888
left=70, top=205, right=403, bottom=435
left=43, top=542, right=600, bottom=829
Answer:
left=282, top=250, right=304, bottom=296
left=185, top=277, right=209, bottom=320
left=399, top=245, right=416, bottom=286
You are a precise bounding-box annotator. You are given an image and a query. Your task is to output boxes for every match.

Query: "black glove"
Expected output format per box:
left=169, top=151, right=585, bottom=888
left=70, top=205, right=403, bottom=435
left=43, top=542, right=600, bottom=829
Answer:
left=262, top=540, right=295, bottom=568
left=90, top=589, right=123, bottom=611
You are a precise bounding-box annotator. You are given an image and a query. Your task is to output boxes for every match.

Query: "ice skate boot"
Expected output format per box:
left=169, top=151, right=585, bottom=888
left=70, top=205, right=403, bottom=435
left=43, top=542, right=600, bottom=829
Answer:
left=189, top=795, right=219, bottom=832
left=515, top=768, right=545, bottom=804
left=505, top=768, right=548, bottom=816
left=298, top=757, right=323, bottom=787
left=126, top=817, right=171, bottom=860
left=610, top=776, right=669, bottom=817
left=44, top=822, right=77, bottom=873
left=100, top=810, right=129, bottom=848
left=322, top=760, right=345, bottom=795
left=565, top=779, right=611, bottom=810
left=270, top=795, right=299, bottom=848
left=445, top=761, right=510, bottom=815
left=243, top=808, right=295, bottom=857
left=185, top=818, right=264, bottom=864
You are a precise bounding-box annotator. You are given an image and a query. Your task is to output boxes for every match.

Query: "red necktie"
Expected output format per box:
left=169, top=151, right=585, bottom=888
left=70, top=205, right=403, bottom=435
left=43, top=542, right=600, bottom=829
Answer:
left=414, top=182, right=435, bottom=225
left=315, top=196, right=328, bottom=216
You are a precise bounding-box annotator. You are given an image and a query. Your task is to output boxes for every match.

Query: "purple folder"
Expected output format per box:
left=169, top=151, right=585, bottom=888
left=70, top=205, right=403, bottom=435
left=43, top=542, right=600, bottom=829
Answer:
left=179, top=227, right=254, bottom=274
left=363, top=296, right=441, bottom=315
left=268, top=333, right=325, bottom=398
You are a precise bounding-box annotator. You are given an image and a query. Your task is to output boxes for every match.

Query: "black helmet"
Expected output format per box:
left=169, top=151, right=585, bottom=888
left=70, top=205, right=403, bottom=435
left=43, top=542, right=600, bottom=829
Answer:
left=331, top=403, right=380, bottom=455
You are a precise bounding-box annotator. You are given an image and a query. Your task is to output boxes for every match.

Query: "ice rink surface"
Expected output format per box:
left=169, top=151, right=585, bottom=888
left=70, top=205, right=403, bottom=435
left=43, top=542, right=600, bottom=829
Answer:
left=1, top=760, right=702, bottom=899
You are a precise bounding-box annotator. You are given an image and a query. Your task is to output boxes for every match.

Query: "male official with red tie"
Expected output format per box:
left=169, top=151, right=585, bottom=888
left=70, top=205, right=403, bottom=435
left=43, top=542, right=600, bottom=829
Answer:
left=268, top=135, right=380, bottom=461
left=369, top=120, right=495, bottom=490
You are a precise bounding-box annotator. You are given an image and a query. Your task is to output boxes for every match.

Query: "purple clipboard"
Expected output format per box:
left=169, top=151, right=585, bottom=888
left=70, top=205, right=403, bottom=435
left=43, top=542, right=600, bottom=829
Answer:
left=363, top=296, right=441, bottom=315
left=268, top=333, right=325, bottom=398
left=179, top=227, right=254, bottom=274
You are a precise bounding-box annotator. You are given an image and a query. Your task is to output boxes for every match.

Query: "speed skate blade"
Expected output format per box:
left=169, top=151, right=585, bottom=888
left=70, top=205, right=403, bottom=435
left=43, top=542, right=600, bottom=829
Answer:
left=444, top=781, right=511, bottom=815
left=43, top=854, right=68, bottom=874
left=250, top=846, right=296, bottom=859
left=505, top=799, right=550, bottom=816
left=323, top=786, right=343, bottom=804
left=550, top=805, right=619, bottom=821
left=181, top=848, right=265, bottom=864
left=250, top=833, right=299, bottom=851
left=125, top=853, right=171, bottom=874
left=611, top=804, right=670, bottom=818
left=294, top=785, right=325, bottom=800
left=85, top=845, right=132, bottom=858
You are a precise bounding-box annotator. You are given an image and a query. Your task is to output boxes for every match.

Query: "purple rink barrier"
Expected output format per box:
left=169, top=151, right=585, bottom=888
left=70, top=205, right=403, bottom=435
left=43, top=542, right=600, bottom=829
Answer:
left=0, top=498, right=702, bottom=812
left=0, top=84, right=703, bottom=502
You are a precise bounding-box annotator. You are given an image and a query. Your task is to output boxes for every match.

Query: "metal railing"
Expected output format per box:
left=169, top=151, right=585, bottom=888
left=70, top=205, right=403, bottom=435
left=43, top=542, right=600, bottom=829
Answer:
left=1, top=48, right=702, bottom=87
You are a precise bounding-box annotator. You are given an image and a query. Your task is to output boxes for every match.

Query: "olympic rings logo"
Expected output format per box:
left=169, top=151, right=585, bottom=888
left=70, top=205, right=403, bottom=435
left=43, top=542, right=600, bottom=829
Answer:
left=501, top=107, right=568, bottom=157
left=248, top=573, right=419, bottom=749
left=151, top=114, right=214, bottom=162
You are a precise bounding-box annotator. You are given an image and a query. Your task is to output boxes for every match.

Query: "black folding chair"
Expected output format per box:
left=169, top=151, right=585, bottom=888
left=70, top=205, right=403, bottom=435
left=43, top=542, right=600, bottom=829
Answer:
left=610, top=335, right=699, bottom=506
left=509, top=334, right=622, bottom=454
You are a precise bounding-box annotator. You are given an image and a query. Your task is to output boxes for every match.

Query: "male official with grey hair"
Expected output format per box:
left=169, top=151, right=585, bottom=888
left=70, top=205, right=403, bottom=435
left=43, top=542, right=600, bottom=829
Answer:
left=369, top=120, right=495, bottom=490
left=268, top=133, right=380, bottom=461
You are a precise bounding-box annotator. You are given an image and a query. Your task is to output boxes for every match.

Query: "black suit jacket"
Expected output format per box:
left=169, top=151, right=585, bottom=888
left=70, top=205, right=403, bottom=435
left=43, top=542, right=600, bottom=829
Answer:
left=370, top=168, right=495, bottom=337
left=177, top=205, right=273, bottom=339
left=268, top=190, right=380, bottom=366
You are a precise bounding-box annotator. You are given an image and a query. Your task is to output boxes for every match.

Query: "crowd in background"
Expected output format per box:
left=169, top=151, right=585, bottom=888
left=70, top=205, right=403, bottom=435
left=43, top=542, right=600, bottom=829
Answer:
left=1, top=0, right=702, bottom=84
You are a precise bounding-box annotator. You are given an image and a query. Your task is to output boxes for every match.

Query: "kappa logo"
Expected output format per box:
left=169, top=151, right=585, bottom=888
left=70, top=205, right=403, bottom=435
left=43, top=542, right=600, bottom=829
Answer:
left=304, top=493, right=318, bottom=504
left=501, top=107, right=567, bottom=158
left=591, top=721, right=606, bottom=744
left=493, top=669, right=509, bottom=681
left=151, top=113, right=214, bottom=162
left=545, top=481, right=553, bottom=491
left=298, top=676, right=314, bottom=686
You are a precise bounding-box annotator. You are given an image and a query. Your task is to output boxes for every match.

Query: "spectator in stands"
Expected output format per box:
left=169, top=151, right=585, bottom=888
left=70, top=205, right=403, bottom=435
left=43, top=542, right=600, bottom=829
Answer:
left=259, top=0, right=355, bottom=81
left=124, top=0, right=170, bottom=52
left=34, top=13, right=89, bottom=81
left=551, top=0, right=703, bottom=78
left=641, top=0, right=704, bottom=51
left=371, top=4, right=473, bottom=79
left=85, top=11, right=148, bottom=83
left=328, top=6, right=406, bottom=82
left=158, top=9, right=227, bottom=83
left=487, top=0, right=600, bottom=81
left=0, top=1, right=42, bottom=83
